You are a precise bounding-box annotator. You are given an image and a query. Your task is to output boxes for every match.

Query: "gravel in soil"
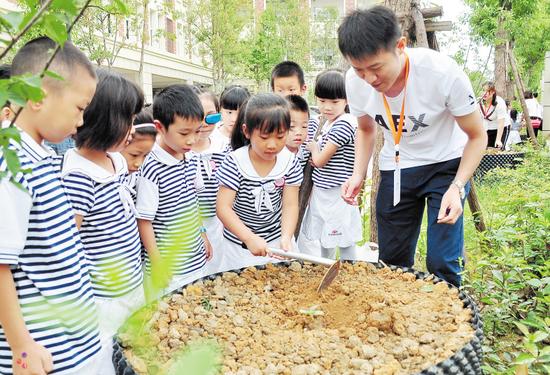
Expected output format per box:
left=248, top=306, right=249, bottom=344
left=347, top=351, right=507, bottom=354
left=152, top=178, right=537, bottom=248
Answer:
left=119, top=262, right=474, bottom=375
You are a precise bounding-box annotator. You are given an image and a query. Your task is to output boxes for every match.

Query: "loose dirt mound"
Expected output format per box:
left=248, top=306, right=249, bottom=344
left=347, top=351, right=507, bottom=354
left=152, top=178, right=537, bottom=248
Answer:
left=121, top=262, right=474, bottom=374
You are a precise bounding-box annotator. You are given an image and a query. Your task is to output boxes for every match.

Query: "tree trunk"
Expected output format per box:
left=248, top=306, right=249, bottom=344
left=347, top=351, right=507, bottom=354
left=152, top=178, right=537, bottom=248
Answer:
left=494, top=15, right=507, bottom=97
left=138, top=0, right=149, bottom=88
left=411, top=1, right=429, bottom=48
left=467, top=179, right=486, bottom=232
left=507, top=43, right=540, bottom=148
left=369, top=131, right=384, bottom=243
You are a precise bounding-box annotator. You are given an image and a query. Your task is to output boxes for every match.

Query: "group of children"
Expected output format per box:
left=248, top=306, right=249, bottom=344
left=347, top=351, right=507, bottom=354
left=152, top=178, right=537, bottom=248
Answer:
left=0, top=37, right=363, bottom=374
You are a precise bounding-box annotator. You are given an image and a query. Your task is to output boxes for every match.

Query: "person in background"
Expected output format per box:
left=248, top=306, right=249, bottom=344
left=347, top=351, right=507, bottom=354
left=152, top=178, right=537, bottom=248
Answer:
left=524, top=90, right=543, bottom=138
left=480, top=81, right=507, bottom=149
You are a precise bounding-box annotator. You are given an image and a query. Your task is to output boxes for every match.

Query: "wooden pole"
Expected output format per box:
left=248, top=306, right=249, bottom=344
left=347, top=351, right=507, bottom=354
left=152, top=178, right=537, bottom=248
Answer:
left=466, top=179, right=486, bottom=232
left=507, top=42, right=540, bottom=148
left=411, top=1, right=429, bottom=48
left=369, top=131, right=384, bottom=243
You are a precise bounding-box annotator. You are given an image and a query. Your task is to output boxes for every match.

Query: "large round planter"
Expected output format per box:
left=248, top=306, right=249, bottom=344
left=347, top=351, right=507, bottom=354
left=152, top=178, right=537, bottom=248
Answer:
left=113, top=262, right=483, bottom=375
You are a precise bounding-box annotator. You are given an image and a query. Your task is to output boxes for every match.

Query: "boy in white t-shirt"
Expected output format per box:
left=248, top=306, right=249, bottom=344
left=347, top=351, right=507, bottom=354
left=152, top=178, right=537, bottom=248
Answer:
left=339, top=6, right=487, bottom=286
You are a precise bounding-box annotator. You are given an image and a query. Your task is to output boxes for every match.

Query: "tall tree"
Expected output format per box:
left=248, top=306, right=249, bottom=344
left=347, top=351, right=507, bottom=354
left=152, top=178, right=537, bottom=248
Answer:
left=465, top=0, right=547, bottom=94
left=244, top=8, right=285, bottom=90
left=71, top=0, right=140, bottom=68
left=242, top=0, right=311, bottom=90
left=310, top=6, right=340, bottom=70
left=183, top=0, right=252, bottom=91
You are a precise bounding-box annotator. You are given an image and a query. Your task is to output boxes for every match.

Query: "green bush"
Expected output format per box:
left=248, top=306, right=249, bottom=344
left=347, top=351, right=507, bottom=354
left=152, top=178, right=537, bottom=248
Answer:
left=462, top=145, right=550, bottom=374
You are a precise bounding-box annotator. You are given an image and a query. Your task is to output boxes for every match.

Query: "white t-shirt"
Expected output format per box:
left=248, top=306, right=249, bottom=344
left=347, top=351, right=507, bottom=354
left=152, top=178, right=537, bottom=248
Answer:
left=525, top=98, right=542, bottom=118
left=346, top=47, right=477, bottom=171
left=480, top=95, right=507, bottom=131
left=210, top=124, right=230, bottom=152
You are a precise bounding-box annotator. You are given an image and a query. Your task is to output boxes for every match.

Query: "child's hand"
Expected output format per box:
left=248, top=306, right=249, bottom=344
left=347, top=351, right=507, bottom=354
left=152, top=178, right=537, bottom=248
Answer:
left=306, top=141, right=317, bottom=153
left=202, top=233, right=213, bottom=261
left=12, top=340, right=53, bottom=375
left=279, top=237, right=293, bottom=252
left=244, top=235, right=268, bottom=257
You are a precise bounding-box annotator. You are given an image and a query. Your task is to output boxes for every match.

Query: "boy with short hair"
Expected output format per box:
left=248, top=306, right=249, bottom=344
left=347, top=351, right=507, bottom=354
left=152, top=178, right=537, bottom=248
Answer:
left=285, top=94, right=310, bottom=168
left=271, top=61, right=308, bottom=97
left=0, top=37, right=100, bottom=374
left=339, top=6, right=486, bottom=286
left=136, top=84, right=212, bottom=297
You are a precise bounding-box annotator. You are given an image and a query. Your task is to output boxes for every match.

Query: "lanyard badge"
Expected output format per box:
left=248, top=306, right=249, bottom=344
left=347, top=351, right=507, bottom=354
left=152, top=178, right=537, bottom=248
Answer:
left=381, top=54, right=409, bottom=206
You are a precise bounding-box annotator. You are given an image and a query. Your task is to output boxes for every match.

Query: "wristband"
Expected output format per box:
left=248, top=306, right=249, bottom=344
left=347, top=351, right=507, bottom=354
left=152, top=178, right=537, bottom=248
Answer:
left=199, top=226, right=207, bottom=234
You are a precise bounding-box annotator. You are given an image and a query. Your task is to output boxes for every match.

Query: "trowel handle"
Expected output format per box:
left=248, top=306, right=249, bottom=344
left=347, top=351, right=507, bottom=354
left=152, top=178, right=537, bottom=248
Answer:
left=268, top=248, right=335, bottom=267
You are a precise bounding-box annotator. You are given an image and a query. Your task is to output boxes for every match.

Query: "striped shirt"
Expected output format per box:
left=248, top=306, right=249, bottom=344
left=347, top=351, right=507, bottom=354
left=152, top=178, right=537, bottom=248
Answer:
left=61, top=150, right=143, bottom=298
left=187, top=149, right=226, bottom=218
left=136, top=143, right=206, bottom=276
left=215, top=146, right=303, bottom=245
left=0, top=132, right=100, bottom=374
left=311, top=114, right=357, bottom=190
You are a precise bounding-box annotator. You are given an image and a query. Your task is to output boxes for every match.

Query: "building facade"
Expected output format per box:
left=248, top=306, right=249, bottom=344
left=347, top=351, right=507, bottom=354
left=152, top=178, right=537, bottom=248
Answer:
left=0, top=0, right=213, bottom=103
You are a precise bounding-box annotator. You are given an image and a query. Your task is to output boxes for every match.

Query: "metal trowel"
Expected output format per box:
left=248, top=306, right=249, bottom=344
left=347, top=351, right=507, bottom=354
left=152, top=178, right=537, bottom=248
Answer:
left=267, top=248, right=341, bottom=293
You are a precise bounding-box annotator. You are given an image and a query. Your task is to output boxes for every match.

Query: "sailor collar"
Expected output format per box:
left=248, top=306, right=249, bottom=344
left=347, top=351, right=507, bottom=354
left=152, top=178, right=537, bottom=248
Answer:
left=62, top=148, right=128, bottom=183
left=233, top=145, right=295, bottom=182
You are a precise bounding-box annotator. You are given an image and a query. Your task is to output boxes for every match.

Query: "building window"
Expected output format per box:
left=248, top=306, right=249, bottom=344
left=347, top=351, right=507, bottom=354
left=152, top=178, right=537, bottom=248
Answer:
left=166, top=17, right=175, bottom=53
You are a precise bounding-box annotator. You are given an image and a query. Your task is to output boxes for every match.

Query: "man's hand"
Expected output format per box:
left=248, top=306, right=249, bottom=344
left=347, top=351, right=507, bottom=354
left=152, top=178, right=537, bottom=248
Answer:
left=12, top=340, right=53, bottom=375
left=341, top=173, right=364, bottom=205
left=437, top=185, right=463, bottom=225
left=495, top=139, right=503, bottom=149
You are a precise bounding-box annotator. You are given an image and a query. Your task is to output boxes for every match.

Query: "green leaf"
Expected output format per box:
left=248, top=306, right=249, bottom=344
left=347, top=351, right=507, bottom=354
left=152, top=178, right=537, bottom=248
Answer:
left=3, top=148, right=21, bottom=175
left=51, top=0, right=78, bottom=16
left=514, top=353, right=536, bottom=365
left=492, top=269, right=504, bottom=283
left=524, top=342, right=539, bottom=357
left=43, top=14, right=68, bottom=46
left=167, top=341, right=221, bottom=375
left=2, top=11, right=25, bottom=31
left=515, top=322, right=531, bottom=336
left=0, top=127, right=22, bottom=144
left=112, top=0, right=129, bottom=15
left=533, top=331, right=549, bottom=343
left=44, top=70, right=65, bottom=82
left=420, top=284, right=434, bottom=293
left=526, top=279, right=542, bottom=288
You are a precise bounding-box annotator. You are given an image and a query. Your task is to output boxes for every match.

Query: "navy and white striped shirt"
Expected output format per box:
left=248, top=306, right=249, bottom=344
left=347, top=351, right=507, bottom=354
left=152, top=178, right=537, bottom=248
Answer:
left=61, top=150, right=143, bottom=298
left=311, top=114, right=357, bottom=189
left=136, top=143, right=206, bottom=276
left=215, top=146, right=303, bottom=245
left=187, top=149, right=226, bottom=219
left=0, top=132, right=100, bottom=374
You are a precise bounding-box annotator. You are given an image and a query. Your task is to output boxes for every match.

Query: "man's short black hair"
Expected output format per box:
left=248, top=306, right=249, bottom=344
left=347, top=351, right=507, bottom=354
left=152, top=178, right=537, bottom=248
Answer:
left=338, top=6, right=401, bottom=60
left=270, top=61, right=306, bottom=90
left=76, top=69, right=144, bottom=151
left=285, top=94, right=309, bottom=114
left=153, top=84, right=204, bottom=128
left=11, top=36, right=96, bottom=91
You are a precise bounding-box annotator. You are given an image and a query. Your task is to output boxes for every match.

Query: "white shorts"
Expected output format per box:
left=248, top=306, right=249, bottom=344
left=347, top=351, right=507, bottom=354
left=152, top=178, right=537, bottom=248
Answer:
left=302, top=186, right=362, bottom=249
